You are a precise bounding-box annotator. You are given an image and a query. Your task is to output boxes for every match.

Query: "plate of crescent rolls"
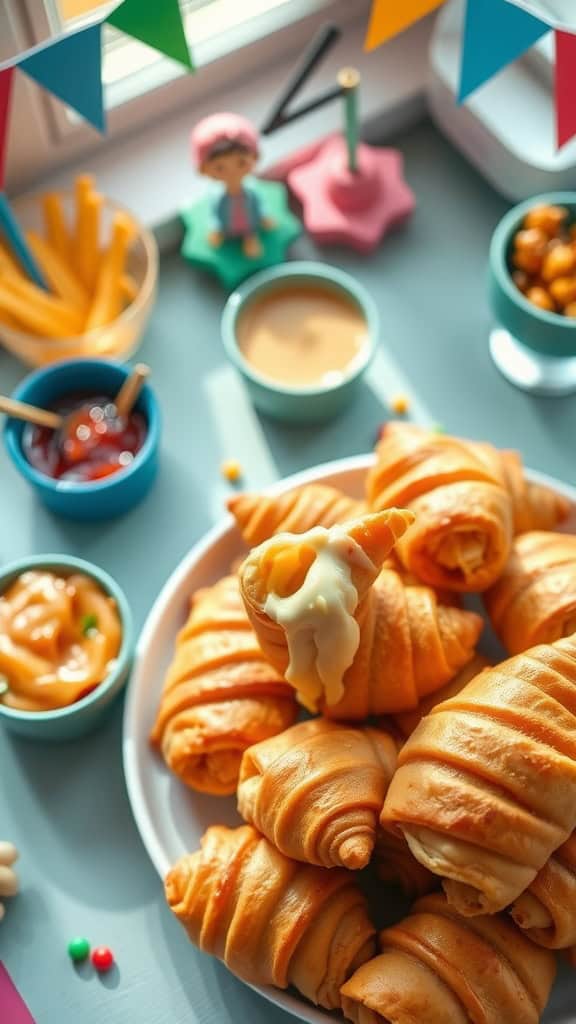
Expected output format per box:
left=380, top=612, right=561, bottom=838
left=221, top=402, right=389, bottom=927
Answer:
left=123, top=421, right=576, bottom=1024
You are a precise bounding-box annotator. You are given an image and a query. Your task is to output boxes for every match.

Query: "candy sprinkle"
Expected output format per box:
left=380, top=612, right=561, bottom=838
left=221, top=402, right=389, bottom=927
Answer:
left=68, top=937, right=90, bottom=962
left=91, top=946, right=114, bottom=973
left=390, top=394, right=410, bottom=416
left=221, top=459, right=242, bottom=483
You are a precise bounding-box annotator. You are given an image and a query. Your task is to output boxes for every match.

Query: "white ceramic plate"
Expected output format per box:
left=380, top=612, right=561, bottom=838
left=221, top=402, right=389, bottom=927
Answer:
left=123, top=455, right=576, bottom=1024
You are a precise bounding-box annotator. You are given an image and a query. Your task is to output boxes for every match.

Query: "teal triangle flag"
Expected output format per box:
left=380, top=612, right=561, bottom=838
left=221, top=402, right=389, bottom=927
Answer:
left=19, top=24, right=105, bottom=133
left=458, top=0, right=549, bottom=102
left=107, top=0, right=194, bottom=71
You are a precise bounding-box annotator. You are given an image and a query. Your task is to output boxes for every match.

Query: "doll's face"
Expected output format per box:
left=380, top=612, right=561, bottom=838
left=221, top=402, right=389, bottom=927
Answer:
left=202, top=147, right=257, bottom=190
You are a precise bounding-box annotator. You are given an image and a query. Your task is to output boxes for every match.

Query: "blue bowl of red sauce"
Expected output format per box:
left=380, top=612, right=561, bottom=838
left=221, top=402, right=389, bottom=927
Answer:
left=3, top=359, right=160, bottom=521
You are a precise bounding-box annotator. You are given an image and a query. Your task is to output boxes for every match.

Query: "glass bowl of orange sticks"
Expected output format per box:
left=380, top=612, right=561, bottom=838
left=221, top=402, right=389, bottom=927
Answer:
left=0, top=175, right=158, bottom=368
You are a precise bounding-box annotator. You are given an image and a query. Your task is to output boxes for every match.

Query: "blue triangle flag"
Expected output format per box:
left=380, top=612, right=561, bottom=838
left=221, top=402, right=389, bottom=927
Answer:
left=458, top=0, right=549, bottom=103
left=19, top=23, right=105, bottom=133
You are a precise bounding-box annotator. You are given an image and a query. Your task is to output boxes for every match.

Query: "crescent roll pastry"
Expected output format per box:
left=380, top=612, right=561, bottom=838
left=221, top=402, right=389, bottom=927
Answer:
left=165, top=825, right=376, bottom=1010
left=340, top=892, right=556, bottom=1024
left=509, top=832, right=576, bottom=949
left=228, top=483, right=365, bottom=547
left=240, top=511, right=482, bottom=716
left=486, top=532, right=576, bottom=654
left=392, top=654, right=492, bottom=740
left=150, top=575, right=297, bottom=795
left=240, top=509, right=414, bottom=712
left=367, top=422, right=568, bottom=592
left=374, top=830, right=436, bottom=899
left=381, top=636, right=576, bottom=916
left=238, top=719, right=398, bottom=870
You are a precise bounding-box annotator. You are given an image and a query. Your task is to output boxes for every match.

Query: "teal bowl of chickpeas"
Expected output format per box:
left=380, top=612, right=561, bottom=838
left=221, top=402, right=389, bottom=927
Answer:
left=485, top=195, right=573, bottom=395
left=489, top=193, right=576, bottom=360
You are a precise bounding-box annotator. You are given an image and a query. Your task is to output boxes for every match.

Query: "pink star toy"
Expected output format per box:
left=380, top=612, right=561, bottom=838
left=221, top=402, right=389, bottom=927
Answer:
left=287, top=69, right=415, bottom=254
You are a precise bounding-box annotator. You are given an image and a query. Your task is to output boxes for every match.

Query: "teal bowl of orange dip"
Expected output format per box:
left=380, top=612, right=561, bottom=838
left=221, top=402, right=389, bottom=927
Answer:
left=221, top=262, right=379, bottom=423
left=0, top=554, right=133, bottom=741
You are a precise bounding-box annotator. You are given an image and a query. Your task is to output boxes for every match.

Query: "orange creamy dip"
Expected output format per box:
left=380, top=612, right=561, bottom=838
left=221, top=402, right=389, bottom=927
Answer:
left=0, top=571, right=122, bottom=712
left=237, top=284, right=369, bottom=387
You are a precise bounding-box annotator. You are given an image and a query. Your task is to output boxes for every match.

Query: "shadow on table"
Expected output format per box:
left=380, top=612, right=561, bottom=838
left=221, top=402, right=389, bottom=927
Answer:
left=155, top=896, right=298, bottom=1024
left=7, top=702, right=157, bottom=912
left=254, top=377, right=387, bottom=481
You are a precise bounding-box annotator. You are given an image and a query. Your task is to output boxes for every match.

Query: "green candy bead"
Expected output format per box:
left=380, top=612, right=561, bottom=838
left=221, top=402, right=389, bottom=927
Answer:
left=68, top=936, right=90, bottom=962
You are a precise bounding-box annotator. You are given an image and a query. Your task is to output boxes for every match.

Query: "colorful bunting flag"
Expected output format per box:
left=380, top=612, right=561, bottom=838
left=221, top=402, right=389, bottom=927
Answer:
left=0, top=962, right=37, bottom=1024
left=58, top=0, right=105, bottom=17
left=555, top=30, right=576, bottom=149
left=458, top=0, right=549, bottom=103
left=0, top=68, right=14, bottom=190
left=365, top=0, right=446, bottom=52
left=107, top=0, right=194, bottom=71
left=19, top=23, right=105, bottom=133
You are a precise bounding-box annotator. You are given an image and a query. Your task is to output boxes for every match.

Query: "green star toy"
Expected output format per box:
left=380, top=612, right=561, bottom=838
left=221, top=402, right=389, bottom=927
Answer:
left=181, top=179, right=301, bottom=291
left=183, top=112, right=302, bottom=291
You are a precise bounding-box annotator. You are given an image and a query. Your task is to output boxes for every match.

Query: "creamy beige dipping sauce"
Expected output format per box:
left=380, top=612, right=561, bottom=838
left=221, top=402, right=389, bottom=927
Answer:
left=236, top=284, right=369, bottom=387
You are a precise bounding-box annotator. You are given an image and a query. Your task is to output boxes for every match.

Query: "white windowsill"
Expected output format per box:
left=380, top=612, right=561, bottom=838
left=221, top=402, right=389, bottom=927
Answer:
left=12, top=13, right=434, bottom=250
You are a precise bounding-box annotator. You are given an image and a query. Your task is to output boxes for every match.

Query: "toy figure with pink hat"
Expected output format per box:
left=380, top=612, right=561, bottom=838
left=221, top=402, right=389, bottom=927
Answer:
left=192, top=113, right=274, bottom=258
left=182, top=112, right=301, bottom=290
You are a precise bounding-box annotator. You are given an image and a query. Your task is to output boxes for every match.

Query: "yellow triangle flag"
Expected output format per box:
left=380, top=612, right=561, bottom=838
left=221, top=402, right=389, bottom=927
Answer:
left=365, top=0, right=446, bottom=51
left=58, top=0, right=104, bottom=17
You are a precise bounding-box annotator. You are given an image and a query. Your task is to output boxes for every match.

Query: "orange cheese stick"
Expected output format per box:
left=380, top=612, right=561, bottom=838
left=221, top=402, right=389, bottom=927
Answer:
left=120, top=273, right=138, bottom=303
left=74, top=175, right=95, bottom=282
left=77, top=190, right=102, bottom=290
left=0, top=272, right=85, bottom=336
left=0, top=242, right=23, bottom=281
left=42, top=193, right=70, bottom=261
left=0, top=279, right=80, bottom=338
left=0, top=309, right=22, bottom=329
left=26, top=232, right=89, bottom=312
left=86, top=213, right=133, bottom=331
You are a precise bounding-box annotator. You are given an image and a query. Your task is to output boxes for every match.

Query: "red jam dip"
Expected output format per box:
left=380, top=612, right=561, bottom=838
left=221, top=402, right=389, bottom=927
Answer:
left=22, top=394, right=147, bottom=483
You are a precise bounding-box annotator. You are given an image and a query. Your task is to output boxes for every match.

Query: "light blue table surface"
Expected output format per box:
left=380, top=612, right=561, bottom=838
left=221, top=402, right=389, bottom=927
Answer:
left=0, top=120, right=574, bottom=1023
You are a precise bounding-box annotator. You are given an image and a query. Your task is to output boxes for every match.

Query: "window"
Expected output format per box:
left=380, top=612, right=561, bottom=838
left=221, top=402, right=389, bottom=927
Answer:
left=18, top=0, right=338, bottom=111
left=6, top=0, right=367, bottom=192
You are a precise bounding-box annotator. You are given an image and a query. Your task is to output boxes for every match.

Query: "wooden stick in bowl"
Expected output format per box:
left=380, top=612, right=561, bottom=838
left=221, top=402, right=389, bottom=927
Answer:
left=114, top=364, right=150, bottom=420
left=0, top=396, right=63, bottom=430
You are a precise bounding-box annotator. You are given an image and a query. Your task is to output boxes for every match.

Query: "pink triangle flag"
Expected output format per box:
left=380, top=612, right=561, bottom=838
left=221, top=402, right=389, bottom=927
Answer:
left=0, top=67, right=14, bottom=189
left=555, top=30, right=576, bottom=149
left=0, top=962, right=36, bottom=1023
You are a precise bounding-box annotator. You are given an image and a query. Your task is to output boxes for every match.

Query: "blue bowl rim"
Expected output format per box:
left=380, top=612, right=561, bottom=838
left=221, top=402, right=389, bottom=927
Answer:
left=490, top=191, right=576, bottom=331
left=0, top=553, right=133, bottom=725
left=221, top=261, right=379, bottom=397
left=3, top=358, right=160, bottom=496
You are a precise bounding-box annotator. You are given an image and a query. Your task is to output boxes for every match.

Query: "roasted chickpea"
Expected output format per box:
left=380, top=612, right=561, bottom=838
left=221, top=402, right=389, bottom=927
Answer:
left=564, top=301, right=576, bottom=317
left=514, top=228, right=548, bottom=253
left=511, top=269, right=531, bottom=293
left=524, top=204, right=569, bottom=236
left=541, top=244, right=576, bottom=282
left=526, top=286, right=555, bottom=312
left=512, top=248, right=544, bottom=275
left=549, top=276, right=576, bottom=308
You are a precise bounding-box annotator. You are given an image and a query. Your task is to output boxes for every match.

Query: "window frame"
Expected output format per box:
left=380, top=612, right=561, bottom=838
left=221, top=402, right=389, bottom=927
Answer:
left=6, top=0, right=369, bottom=193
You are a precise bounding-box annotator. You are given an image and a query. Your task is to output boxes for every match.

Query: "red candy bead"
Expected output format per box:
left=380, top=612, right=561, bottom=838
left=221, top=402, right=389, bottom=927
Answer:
left=91, top=946, right=114, bottom=972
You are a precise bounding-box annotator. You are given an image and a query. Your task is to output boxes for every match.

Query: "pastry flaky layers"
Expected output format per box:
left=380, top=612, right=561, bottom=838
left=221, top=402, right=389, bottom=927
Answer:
left=367, top=422, right=569, bottom=593
left=509, top=832, right=576, bottom=950
left=165, top=825, right=376, bottom=1011
left=382, top=635, right=576, bottom=916
left=238, top=718, right=398, bottom=870
left=486, top=531, right=576, bottom=654
left=240, top=509, right=482, bottom=716
left=340, top=893, right=556, bottom=1024
left=150, top=574, right=297, bottom=795
left=228, top=483, right=365, bottom=546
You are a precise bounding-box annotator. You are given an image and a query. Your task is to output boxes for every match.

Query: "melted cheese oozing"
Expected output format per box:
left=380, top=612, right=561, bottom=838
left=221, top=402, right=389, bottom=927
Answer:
left=262, top=526, right=374, bottom=710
